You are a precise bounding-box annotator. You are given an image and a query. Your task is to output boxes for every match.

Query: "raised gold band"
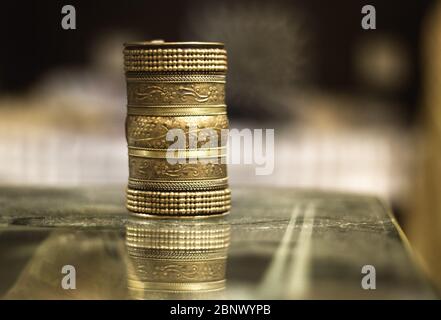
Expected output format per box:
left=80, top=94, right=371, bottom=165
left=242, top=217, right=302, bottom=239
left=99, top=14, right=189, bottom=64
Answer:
left=126, top=204, right=231, bottom=216
left=123, top=47, right=227, bottom=54
left=126, top=82, right=225, bottom=105
left=127, top=196, right=230, bottom=206
left=124, top=52, right=227, bottom=59
left=127, top=195, right=230, bottom=206
left=128, top=177, right=228, bottom=191
left=127, top=188, right=231, bottom=196
left=124, top=65, right=227, bottom=72
left=126, top=188, right=231, bottom=216
left=127, top=106, right=227, bottom=116
left=127, top=201, right=231, bottom=209
left=128, top=146, right=226, bottom=159
left=124, top=60, right=227, bottom=66
left=126, top=75, right=226, bottom=84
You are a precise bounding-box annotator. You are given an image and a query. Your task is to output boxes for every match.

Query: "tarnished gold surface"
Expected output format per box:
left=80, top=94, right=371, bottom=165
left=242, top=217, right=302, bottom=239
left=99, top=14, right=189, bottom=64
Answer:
left=127, top=82, right=225, bottom=105
left=126, top=204, right=230, bottom=216
left=123, top=41, right=230, bottom=217
left=126, top=115, right=228, bottom=148
left=126, top=189, right=231, bottom=216
left=123, top=46, right=227, bottom=73
left=126, top=217, right=230, bottom=299
left=129, top=158, right=226, bottom=180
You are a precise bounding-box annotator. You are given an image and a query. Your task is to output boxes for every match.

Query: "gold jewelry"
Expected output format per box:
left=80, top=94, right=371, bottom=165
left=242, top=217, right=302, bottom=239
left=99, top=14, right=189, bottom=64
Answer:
left=126, top=82, right=225, bottom=105
left=126, top=114, right=228, bottom=149
left=125, top=217, right=230, bottom=298
left=123, top=41, right=230, bottom=217
left=123, top=45, right=227, bottom=73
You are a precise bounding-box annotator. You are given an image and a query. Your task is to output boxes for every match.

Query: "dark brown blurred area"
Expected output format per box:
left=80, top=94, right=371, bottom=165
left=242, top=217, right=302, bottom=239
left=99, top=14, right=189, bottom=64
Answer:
left=0, top=0, right=430, bottom=117
left=1, top=0, right=441, bottom=292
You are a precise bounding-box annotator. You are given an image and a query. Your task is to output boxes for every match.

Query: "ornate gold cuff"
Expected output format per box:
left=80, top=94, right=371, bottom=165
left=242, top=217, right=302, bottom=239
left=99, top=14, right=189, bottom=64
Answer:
left=123, top=41, right=230, bottom=217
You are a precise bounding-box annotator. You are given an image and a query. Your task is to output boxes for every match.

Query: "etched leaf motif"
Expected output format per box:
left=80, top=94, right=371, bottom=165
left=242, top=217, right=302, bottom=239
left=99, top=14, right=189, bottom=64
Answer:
left=149, top=263, right=225, bottom=280
left=154, top=163, right=202, bottom=178
left=153, top=264, right=199, bottom=280
left=178, top=86, right=210, bottom=102
left=127, top=114, right=228, bottom=149
left=130, top=158, right=226, bottom=180
left=130, top=83, right=224, bottom=104
left=134, top=85, right=167, bottom=101
left=150, top=163, right=226, bottom=178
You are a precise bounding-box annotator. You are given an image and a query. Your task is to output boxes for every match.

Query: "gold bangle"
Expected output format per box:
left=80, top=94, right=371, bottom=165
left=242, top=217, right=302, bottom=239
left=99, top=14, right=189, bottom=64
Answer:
left=123, top=41, right=229, bottom=217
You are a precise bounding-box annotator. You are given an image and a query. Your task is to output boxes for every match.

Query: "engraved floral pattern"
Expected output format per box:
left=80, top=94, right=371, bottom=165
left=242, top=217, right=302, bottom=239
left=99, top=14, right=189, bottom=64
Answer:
left=127, top=82, right=225, bottom=105
left=126, top=115, right=228, bottom=149
left=129, top=158, right=226, bottom=180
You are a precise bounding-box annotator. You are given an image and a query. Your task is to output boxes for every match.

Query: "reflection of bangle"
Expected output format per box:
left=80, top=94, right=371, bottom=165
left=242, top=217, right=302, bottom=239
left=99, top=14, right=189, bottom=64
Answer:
left=125, top=218, right=231, bottom=250
left=123, top=48, right=227, bottom=73
left=125, top=217, right=230, bottom=298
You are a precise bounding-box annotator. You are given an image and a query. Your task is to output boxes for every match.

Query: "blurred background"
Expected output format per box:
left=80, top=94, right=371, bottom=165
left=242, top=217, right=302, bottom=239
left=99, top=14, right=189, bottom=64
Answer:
left=1, top=0, right=441, bottom=290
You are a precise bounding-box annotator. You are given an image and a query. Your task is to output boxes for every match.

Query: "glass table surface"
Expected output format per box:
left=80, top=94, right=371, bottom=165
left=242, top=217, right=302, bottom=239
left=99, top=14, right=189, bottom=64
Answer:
left=0, top=186, right=436, bottom=299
